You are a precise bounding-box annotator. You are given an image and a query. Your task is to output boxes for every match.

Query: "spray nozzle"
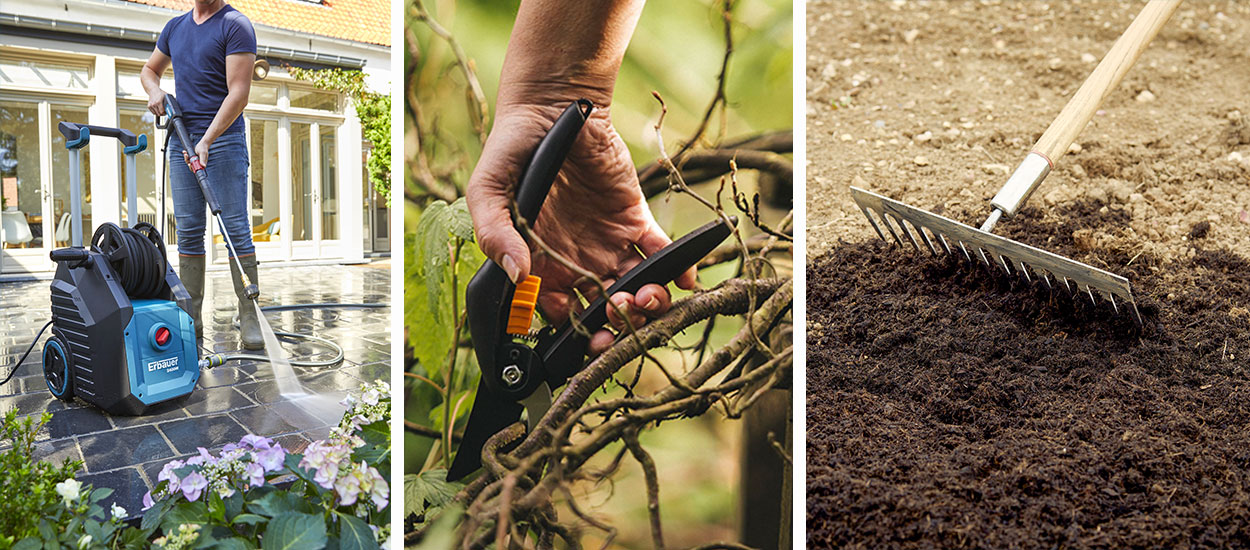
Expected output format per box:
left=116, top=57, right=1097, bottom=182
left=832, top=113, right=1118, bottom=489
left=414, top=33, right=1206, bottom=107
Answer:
left=199, top=354, right=226, bottom=369
left=244, top=284, right=260, bottom=301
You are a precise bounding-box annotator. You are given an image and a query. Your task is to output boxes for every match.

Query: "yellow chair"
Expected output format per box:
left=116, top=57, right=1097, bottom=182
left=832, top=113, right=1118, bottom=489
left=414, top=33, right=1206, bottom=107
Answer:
left=211, top=217, right=280, bottom=244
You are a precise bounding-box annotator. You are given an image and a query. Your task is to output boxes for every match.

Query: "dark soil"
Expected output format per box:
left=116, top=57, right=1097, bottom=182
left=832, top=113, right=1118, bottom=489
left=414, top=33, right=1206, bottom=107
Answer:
left=806, top=201, right=1250, bottom=549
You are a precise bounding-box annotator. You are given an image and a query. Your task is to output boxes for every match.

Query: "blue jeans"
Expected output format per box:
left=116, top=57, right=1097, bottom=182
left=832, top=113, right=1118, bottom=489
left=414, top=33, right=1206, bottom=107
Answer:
left=168, top=130, right=254, bottom=257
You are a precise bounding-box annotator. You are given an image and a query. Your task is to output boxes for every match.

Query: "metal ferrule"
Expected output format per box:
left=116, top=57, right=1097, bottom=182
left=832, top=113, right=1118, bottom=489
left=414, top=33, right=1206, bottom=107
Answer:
left=990, top=152, right=1052, bottom=218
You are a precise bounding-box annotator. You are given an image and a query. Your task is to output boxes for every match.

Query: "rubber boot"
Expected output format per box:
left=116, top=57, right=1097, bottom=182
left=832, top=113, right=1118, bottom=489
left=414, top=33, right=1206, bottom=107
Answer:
left=230, top=255, right=264, bottom=350
left=179, top=255, right=206, bottom=338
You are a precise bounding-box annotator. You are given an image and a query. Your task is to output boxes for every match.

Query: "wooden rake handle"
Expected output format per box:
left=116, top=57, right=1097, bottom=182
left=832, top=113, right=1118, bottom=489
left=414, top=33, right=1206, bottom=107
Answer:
left=989, top=0, right=1181, bottom=221
left=1032, top=0, right=1182, bottom=161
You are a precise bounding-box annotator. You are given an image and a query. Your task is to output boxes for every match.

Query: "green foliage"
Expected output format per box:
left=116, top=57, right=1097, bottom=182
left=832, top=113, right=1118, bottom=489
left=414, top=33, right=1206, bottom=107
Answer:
left=405, top=198, right=482, bottom=375
left=404, top=470, right=462, bottom=533
left=286, top=66, right=392, bottom=203
left=0, top=409, right=84, bottom=547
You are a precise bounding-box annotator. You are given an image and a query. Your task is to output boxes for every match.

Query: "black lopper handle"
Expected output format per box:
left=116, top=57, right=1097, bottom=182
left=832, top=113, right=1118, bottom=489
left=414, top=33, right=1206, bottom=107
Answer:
left=540, top=216, right=737, bottom=383
left=163, top=95, right=222, bottom=215
left=465, top=100, right=594, bottom=398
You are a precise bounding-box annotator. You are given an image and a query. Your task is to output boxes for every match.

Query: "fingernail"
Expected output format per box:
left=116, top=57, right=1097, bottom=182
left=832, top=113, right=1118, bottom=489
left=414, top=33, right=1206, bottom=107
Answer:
left=642, top=296, right=660, bottom=311
left=501, top=255, right=520, bottom=283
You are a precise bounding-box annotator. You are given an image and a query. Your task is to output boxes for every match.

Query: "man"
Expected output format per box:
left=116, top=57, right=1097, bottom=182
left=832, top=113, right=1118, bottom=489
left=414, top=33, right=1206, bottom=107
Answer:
left=140, top=0, right=262, bottom=349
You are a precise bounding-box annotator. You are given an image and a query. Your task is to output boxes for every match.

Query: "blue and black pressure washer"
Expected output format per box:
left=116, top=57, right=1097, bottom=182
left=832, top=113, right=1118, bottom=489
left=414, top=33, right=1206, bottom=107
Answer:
left=0, top=95, right=381, bottom=416
left=42, top=122, right=202, bottom=416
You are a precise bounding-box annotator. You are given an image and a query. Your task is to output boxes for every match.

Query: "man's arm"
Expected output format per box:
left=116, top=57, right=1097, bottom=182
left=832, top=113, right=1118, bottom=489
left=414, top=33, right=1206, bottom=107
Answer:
left=140, top=48, right=172, bottom=116
left=193, top=52, right=254, bottom=164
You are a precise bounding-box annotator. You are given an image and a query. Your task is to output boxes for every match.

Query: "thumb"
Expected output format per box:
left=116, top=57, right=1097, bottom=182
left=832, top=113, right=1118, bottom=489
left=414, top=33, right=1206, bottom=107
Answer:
left=466, top=180, right=530, bottom=283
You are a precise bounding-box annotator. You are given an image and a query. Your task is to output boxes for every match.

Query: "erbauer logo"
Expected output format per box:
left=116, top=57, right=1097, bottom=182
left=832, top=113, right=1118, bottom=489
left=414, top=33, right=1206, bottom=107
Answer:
left=147, top=357, right=179, bottom=372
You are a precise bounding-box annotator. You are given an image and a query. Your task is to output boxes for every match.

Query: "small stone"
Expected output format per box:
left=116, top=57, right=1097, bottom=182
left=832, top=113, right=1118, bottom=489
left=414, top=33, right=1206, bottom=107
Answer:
left=1109, top=181, right=1133, bottom=202
left=1068, top=142, right=1083, bottom=154
left=1070, top=164, right=1087, bottom=178
left=1086, top=187, right=1108, bottom=203
left=903, top=29, right=920, bottom=44
left=913, top=155, right=930, bottom=166
left=1136, top=90, right=1156, bottom=103
left=1048, top=57, right=1063, bottom=70
left=1240, top=210, right=1250, bottom=224
left=840, top=133, right=853, bottom=142
left=1081, top=52, right=1097, bottom=63
left=914, top=130, right=933, bottom=143
left=982, top=163, right=1010, bottom=176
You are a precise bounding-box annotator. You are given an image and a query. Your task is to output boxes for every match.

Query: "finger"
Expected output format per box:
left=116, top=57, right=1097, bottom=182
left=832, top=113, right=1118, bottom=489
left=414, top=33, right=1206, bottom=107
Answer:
left=182, top=151, right=190, bottom=165
left=636, top=221, right=698, bottom=290
left=537, top=291, right=574, bottom=326
left=605, top=292, right=646, bottom=332
left=465, top=124, right=548, bottom=284
left=588, top=329, right=616, bottom=356
left=633, top=284, right=672, bottom=317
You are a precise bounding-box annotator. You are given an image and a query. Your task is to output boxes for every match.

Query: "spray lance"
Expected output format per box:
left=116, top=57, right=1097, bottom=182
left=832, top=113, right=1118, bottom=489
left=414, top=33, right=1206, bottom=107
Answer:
left=157, top=94, right=255, bottom=370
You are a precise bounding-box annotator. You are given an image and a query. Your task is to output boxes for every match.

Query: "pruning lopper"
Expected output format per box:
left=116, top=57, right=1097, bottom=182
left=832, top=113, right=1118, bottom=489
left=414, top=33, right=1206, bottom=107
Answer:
left=447, top=100, right=736, bottom=481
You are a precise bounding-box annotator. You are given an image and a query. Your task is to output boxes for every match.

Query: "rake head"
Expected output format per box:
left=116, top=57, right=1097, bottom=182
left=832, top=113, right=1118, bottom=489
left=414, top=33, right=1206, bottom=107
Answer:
left=850, top=186, right=1142, bottom=325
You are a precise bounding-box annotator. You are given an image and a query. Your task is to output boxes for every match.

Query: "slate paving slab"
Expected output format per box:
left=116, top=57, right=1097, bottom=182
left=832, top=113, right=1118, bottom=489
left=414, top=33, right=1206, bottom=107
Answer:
left=0, top=262, right=390, bottom=516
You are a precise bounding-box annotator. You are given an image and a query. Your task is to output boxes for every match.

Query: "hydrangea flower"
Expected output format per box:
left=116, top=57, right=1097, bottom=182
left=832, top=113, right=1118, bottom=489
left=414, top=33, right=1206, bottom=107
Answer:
left=180, top=472, right=208, bottom=502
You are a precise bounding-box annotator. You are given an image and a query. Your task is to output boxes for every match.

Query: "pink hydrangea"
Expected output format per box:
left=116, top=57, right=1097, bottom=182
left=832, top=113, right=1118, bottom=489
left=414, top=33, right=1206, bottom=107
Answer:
left=180, top=472, right=208, bottom=502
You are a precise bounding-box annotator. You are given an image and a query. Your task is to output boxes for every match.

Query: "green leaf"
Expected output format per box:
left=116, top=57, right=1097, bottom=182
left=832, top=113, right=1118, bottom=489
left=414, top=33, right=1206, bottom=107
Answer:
left=446, top=198, right=474, bottom=241
left=140, top=498, right=172, bottom=531
left=247, top=490, right=303, bottom=518
left=14, top=538, right=41, bottom=550
left=404, top=470, right=461, bottom=515
left=207, top=538, right=252, bottom=550
left=407, top=505, right=463, bottom=550
left=161, top=501, right=209, bottom=532
left=260, top=512, right=327, bottom=550
left=332, top=512, right=378, bottom=550
left=231, top=513, right=267, bottom=526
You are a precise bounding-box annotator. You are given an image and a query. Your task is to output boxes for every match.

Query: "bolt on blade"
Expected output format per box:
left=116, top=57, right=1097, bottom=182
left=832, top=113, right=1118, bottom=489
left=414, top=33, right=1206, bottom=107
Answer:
left=850, top=186, right=1141, bottom=325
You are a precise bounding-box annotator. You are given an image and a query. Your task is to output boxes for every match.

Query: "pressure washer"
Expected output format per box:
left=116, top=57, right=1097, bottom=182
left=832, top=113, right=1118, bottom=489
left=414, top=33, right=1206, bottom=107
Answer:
left=0, top=94, right=384, bottom=415
left=38, top=121, right=201, bottom=415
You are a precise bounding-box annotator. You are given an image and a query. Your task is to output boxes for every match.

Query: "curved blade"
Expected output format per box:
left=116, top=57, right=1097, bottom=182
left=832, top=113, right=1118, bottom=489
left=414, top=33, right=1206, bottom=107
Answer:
left=447, top=378, right=523, bottom=482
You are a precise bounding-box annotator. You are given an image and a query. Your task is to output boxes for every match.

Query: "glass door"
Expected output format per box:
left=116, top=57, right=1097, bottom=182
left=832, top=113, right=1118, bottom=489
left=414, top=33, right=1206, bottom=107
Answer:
left=0, top=102, right=40, bottom=273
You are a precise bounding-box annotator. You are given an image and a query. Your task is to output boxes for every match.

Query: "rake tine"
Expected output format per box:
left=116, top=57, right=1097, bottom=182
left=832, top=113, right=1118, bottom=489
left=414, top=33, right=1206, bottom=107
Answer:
left=893, top=213, right=923, bottom=253
left=1108, top=293, right=1120, bottom=314
left=914, top=223, right=940, bottom=256
left=859, top=205, right=887, bottom=243
left=957, top=241, right=973, bottom=263
left=876, top=209, right=906, bottom=248
left=935, top=232, right=954, bottom=256
left=976, top=247, right=993, bottom=269
left=1016, top=259, right=1032, bottom=284
left=1039, top=270, right=1054, bottom=291
left=1085, top=286, right=1098, bottom=306
left=1060, top=276, right=1074, bottom=294
left=1131, top=302, right=1143, bottom=326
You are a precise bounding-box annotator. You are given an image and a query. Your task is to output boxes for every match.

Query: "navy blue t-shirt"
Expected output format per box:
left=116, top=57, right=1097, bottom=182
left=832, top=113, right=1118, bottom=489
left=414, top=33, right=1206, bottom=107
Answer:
left=156, top=5, right=256, bottom=137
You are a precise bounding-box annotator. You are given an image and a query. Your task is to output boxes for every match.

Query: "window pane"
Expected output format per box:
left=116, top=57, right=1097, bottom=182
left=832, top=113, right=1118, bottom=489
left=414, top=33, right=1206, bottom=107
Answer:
left=0, top=59, right=90, bottom=91
left=51, top=106, right=92, bottom=245
left=289, top=88, right=336, bottom=111
left=320, top=126, right=337, bottom=240
left=249, top=118, right=281, bottom=244
left=249, top=84, right=278, bottom=106
left=118, top=109, right=159, bottom=229
left=0, top=102, right=42, bottom=249
left=291, top=122, right=311, bottom=241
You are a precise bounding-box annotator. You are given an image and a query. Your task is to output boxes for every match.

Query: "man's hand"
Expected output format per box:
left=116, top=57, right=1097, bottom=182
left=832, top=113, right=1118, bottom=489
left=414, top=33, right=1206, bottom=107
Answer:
left=147, top=89, right=168, bottom=117
left=467, top=103, right=697, bottom=355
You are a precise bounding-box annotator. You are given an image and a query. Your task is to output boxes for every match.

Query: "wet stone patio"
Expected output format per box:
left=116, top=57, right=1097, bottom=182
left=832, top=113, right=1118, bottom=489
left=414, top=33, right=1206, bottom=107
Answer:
left=0, top=262, right=390, bottom=517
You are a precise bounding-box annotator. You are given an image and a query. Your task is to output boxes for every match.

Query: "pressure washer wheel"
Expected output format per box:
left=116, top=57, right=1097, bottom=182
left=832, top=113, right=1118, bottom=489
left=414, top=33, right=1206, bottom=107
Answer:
left=43, top=335, right=74, bottom=401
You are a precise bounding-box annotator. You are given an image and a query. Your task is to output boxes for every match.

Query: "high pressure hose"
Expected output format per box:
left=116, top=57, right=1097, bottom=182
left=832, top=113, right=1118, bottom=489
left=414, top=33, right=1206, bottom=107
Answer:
left=198, top=303, right=389, bottom=369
